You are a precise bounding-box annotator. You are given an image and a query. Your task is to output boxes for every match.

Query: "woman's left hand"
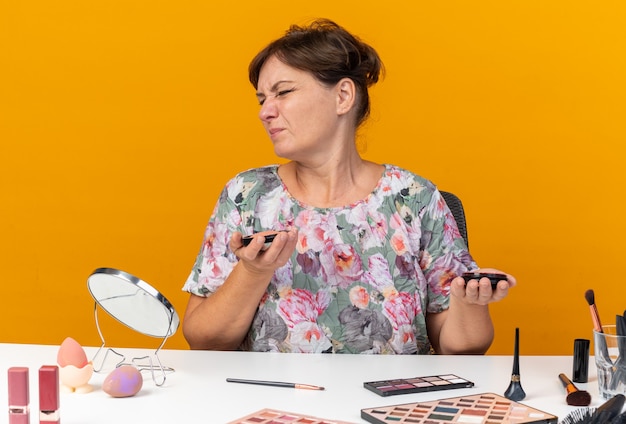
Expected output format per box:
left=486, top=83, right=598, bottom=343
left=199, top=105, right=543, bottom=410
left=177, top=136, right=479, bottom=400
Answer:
left=450, top=268, right=516, bottom=305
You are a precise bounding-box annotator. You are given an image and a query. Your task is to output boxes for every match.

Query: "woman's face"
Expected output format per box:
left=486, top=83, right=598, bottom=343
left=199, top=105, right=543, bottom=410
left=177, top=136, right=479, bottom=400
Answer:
left=256, top=55, right=346, bottom=162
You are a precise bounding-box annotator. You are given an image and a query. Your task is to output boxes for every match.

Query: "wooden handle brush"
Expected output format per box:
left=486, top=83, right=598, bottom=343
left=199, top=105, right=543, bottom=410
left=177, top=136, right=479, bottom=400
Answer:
left=558, top=373, right=591, bottom=406
left=585, top=289, right=603, bottom=332
left=585, top=289, right=611, bottom=363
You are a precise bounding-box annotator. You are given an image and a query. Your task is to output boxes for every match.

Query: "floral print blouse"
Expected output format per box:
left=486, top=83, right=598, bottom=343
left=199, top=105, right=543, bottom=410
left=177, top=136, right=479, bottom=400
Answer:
left=182, top=164, right=477, bottom=354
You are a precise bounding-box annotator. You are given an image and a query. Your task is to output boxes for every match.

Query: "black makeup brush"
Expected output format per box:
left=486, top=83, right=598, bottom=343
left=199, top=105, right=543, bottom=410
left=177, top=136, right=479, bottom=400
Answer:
left=560, top=408, right=595, bottom=424
left=559, top=394, right=626, bottom=424
left=558, top=373, right=591, bottom=406
left=504, top=327, right=526, bottom=401
left=611, top=312, right=626, bottom=391
left=611, top=412, right=626, bottom=424
left=589, top=394, right=625, bottom=424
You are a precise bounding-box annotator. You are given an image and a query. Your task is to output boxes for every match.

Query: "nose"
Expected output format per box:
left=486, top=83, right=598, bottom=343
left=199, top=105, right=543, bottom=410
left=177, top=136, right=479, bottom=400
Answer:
left=259, top=98, right=278, bottom=122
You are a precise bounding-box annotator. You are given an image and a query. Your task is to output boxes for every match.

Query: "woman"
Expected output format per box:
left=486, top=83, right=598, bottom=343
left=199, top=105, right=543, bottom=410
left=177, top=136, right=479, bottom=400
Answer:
left=182, top=19, right=516, bottom=354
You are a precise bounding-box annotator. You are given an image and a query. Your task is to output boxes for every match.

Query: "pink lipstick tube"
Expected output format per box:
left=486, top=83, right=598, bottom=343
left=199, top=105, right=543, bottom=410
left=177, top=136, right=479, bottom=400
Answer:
left=38, top=366, right=60, bottom=424
left=8, top=367, right=30, bottom=424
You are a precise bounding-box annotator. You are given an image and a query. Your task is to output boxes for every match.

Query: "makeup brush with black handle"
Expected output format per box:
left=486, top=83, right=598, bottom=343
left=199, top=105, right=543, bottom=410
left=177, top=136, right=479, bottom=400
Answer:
left=610, top=312, right=626, bottom=391
left=589, top=393, right=625, bottom=424
left=504, top=327, right=526, bottom=401
left=560, top=394, right=626, bottom=424
left=611, top=412, right=626, bottom=424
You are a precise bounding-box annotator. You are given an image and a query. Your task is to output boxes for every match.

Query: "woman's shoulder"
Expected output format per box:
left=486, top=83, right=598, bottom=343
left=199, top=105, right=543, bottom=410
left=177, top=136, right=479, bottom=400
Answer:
left=222, top=165, right=281, bottom=188
left=220, top=165, right=283, bottom=204
left=233, top=164, right=280, bottom=180
left=381, top=164, right=437, bottom=194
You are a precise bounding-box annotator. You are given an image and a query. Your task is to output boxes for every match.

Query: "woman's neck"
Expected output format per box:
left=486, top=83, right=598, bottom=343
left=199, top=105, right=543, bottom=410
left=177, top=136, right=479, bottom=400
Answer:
left=278, top=158, right=384, bottom=208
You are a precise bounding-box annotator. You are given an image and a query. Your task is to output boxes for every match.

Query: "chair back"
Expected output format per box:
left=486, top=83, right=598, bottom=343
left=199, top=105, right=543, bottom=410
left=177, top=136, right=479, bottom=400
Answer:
left=440, top=190, right=469, bottom=249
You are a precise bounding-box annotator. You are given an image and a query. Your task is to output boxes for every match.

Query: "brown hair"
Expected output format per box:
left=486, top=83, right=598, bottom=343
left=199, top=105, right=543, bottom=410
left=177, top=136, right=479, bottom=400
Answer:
left=248, top=19, right=384, bottom=127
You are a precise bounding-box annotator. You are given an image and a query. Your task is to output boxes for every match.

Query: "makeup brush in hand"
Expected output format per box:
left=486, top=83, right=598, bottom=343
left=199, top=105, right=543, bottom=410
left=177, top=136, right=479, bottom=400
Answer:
left=504, top=327, right=526, bottom=401
left=558, top=373, right=591, bottom=406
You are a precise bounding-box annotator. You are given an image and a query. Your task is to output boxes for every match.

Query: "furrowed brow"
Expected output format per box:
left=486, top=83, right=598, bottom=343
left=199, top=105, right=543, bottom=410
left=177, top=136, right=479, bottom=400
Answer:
left=256, top=80, right=295, bottom=98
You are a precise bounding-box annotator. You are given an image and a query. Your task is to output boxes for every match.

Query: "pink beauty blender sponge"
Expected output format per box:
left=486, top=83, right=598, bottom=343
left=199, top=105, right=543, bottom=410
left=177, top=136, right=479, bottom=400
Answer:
left=103, top=365, right=143, bottom=398
left=57, top=337, right=94, bottom=393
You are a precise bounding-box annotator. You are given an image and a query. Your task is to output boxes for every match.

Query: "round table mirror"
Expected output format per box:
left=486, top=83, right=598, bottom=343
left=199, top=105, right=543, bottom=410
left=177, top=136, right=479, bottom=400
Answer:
left=87, top=267, right=179, bottom=385
left=87, top=267, right=179, bottom=338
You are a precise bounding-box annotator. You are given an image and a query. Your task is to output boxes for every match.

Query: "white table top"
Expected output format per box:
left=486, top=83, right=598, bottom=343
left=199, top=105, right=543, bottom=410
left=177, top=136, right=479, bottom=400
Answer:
left=0, top=343, right=606, bottom=423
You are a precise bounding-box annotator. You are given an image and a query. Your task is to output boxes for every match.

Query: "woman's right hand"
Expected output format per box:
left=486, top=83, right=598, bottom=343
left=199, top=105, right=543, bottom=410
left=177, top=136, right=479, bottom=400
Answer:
left=231, top=229, right=298, bottom=275
left=183, top=228, right=299, bottom=350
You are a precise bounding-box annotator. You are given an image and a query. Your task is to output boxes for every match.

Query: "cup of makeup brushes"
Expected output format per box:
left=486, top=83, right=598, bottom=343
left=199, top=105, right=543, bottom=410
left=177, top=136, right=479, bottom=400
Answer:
left=593, top=324, right=626, bottom=399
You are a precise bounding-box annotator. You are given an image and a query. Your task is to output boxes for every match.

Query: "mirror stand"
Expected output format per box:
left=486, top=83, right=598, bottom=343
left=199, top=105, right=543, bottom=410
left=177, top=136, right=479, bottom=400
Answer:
left=87, top=268, right=180, bottom=387
left=91, top=302, right=175, bottom=386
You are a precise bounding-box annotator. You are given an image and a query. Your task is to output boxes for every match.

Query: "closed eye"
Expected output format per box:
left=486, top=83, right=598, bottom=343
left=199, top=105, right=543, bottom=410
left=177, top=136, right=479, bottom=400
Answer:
left=277, top=89, right=294, bottom=97
left=257, top=88, right=296, bottom=106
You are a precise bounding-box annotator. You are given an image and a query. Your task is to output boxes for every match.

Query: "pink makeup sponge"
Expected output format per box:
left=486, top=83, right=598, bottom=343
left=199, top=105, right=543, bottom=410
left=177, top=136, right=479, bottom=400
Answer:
left=57, top=337, right=93, bottom=393
left=57, top=337, right=89, bottom=368
left=103, top=365, right=143, bottom=398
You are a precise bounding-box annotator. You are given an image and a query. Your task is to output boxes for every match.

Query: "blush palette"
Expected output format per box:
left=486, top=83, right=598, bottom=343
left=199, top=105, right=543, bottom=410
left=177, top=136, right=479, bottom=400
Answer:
left=228, top=408, right=356, bottom=424
left=361, top=393, right=558, bottom=424
left=364, top=374, right=474, bottom=397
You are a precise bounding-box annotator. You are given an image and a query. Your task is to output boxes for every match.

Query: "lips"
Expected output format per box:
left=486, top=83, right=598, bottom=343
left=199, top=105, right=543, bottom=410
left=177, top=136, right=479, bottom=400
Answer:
left=268, top=127, right=284, bottom=138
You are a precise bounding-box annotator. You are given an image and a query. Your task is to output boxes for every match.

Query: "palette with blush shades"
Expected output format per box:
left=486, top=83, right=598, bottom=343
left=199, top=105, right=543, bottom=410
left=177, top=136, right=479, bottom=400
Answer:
left=364, top=374, right=474, bottom=397
left=227, top=408, right=357, bottom=424
left=361, top=393, right=558, bottom=424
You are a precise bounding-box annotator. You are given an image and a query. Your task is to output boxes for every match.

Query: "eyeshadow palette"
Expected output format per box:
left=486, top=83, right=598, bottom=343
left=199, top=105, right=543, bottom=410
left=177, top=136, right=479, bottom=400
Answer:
left=228, top=408, right=356, bottom=424
left=361, top=393, right=558, bottom=424
left=364, top=374, right=474, bottom=397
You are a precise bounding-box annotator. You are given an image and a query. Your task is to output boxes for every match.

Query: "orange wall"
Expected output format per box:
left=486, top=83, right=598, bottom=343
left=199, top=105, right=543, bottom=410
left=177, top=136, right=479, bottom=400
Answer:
left=1, top=1, right=625, bottom=355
